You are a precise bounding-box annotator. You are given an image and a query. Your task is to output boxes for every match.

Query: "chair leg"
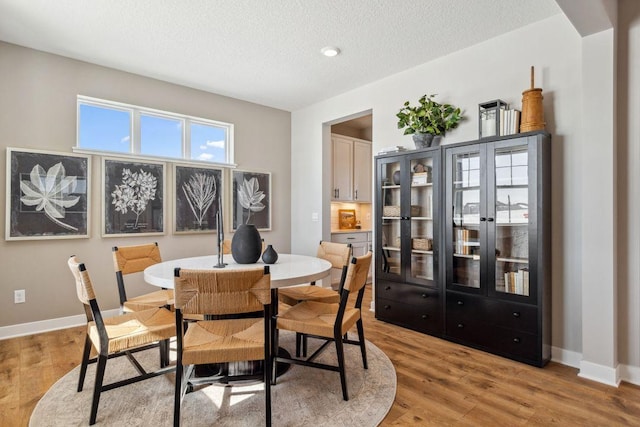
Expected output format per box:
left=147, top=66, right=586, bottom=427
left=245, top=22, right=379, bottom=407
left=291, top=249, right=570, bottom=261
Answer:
left=78, top=335, right=92, bottom=392
left=356, top=319, right=368, bottom=369
left=89, top=354, right=107, bottom=425
left=295, top=332, right=301, bottom=357
left=174, top=363, right=183, bottom=427
left=159, top=338, right=170, bottom=368
left=334, top=333, right=348, bottom=401
left=264, top=352, right=272, bottom=427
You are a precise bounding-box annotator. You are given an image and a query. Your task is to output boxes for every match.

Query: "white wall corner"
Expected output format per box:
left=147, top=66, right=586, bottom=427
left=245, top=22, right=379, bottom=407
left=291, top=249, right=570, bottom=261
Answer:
left=578, top=359, right=621, bottom=387
left=618, top=364, right=640, bottom=387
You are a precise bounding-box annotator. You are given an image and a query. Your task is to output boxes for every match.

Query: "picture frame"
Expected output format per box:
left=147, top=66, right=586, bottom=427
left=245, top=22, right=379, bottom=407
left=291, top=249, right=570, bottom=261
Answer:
left=6, top=147, right=90, bottom=240
left=232, top=170, right=271, bottom=231
left=102, top=157, right=165, bottom=237
left=338, top=209, right=357, bottom=229
left=173, top=164, right=223, bottom=234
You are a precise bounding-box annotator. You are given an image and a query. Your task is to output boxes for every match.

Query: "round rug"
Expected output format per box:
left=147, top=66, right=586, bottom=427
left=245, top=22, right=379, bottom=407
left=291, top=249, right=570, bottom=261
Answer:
left=30, top=331, right=396, bottom=426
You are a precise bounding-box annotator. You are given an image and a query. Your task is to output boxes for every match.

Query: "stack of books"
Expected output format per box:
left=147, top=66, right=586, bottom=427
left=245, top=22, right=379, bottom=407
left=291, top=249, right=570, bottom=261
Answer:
left=499, top=108, right=521, bottom=136
left=504, top=268, right=529, bottom=296
left=378, top=146, right=408, bottom=155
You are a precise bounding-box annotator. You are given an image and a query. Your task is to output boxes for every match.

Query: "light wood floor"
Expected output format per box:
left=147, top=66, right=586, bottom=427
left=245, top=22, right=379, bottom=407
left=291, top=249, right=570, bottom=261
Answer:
left=3, top=285, right=640, bottom=426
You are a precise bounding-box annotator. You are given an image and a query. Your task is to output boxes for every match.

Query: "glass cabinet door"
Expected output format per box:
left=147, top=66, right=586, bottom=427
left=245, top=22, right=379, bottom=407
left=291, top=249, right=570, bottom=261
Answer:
left=491, top=144, right=530, bottom=296
left=448, top=147, right=482, bottom=290
left=408, top=154, right=436, bottom=284
left=379, top=159, right=402, bottom=279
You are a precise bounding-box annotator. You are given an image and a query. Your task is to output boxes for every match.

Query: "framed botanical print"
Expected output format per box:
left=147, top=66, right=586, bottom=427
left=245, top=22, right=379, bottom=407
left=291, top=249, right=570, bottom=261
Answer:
left=6, top=148, right=90, bottom=240
left=232, top=170, right=271, bottom=231
left=173, top=164, right=223, bottom=234
left=102, top=157, right=165, bottom=236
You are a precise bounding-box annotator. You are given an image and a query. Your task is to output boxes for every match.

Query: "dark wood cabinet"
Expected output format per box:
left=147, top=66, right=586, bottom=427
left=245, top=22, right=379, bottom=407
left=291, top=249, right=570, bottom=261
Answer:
left=374, top=131, right=551, bottom=367
left=374, top=147, right=442, bottom=335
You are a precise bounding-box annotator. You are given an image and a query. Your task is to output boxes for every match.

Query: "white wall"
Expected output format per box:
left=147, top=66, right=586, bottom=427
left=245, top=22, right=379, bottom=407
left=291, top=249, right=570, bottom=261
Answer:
left=0, top=42, right=291, bottom=330
left=292, top=14, right=585, bottom=362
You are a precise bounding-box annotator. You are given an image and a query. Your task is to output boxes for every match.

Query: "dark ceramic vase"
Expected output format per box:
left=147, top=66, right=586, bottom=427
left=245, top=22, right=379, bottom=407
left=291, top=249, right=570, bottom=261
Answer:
left=231, top=224, right=262, bottom=264
left=412, top=133, right=434, bottom=149
left=262, top=244, right=278, bottom=264
left=392, top=170, right=401, bottom=185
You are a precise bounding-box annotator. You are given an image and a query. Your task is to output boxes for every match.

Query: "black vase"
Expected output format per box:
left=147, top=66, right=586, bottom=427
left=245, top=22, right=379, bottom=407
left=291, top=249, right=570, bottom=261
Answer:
left=392, top=170, right=401, bottom=185
left=262, top=244, right=278, bottom=264
left=231, top=224, right=262, bottom=264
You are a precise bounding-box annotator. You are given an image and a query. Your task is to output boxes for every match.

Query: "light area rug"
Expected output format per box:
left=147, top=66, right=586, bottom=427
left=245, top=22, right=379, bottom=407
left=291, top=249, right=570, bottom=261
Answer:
left=30, top=331, right=396, bottom=426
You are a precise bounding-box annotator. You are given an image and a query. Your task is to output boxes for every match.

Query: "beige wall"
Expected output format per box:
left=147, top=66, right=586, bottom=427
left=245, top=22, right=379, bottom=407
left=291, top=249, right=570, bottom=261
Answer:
left=0, top=42, right=291, bottom=327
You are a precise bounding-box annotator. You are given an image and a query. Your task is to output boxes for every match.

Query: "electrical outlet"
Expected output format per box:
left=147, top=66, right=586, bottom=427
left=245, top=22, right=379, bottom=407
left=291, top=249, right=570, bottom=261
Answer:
left=14, top=289, right=25, bottom=304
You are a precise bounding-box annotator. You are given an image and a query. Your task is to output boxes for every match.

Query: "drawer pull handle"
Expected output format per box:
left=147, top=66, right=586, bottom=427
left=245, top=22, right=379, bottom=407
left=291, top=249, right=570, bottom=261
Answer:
left=385, top=286, right=391, bottom=291
left=480, top=217, right=487, bottom=222
left=513, top=337, right=521, bottom=343
left=487, top=217, right=495, bottom=222
left=513, top=312, right=521, bottom=318
left=347, top=237, right=355, bottom=240
left=421, top=314, right=429, bottom=320
left=421, top=293, right=428, bottom=298
left=384, top=305, right=391, bottom=310
left=457, top=300, right=464, bottom=306
left=457, top=323, right=464, bottom=329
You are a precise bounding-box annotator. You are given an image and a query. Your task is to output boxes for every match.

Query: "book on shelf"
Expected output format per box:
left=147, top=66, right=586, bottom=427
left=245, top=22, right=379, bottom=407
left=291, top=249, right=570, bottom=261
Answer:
left=498, top=108, right=521, bottom=137
left=503, top=268, right=529, bottom=296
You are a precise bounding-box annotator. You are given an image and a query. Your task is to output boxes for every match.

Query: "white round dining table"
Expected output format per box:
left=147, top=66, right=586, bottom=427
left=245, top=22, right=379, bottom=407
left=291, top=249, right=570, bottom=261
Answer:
left=144, top=253, right=331, bottom=289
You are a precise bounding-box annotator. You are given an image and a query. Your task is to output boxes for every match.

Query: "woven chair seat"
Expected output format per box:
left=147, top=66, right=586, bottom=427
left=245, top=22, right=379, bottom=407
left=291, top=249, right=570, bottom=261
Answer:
left=181, top=318, right=266, bottom=365
left=122, top=289, right=174, bottom=312
left=88, top=307, right=175, bottom=354
left=278, top=285, right=340, bottom=306
left=277, top=300, right=360, bottom=339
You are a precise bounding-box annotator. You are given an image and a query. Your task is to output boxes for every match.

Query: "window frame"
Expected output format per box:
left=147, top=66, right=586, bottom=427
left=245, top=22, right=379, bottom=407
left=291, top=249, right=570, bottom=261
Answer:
left=75, top=95, right=235, bottom=167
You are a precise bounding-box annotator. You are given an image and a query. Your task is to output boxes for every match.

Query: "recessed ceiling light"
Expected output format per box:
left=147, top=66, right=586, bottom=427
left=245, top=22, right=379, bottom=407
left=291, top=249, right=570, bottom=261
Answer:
left=321, top=46, right=341, bottom=57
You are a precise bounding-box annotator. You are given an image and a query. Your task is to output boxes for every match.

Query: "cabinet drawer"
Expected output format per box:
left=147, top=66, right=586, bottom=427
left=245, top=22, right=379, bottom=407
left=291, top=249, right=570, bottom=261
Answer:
left=446, top=292, right=537, bottom=334
left=377, top=281, right=439, bottom=306
left=445, top=316, right=537, bottom=360
left=484, top=299, right=537, bottom=334
left=332, top=232, right=369, bottom=244
left=376, top=297, right=441, bottom=335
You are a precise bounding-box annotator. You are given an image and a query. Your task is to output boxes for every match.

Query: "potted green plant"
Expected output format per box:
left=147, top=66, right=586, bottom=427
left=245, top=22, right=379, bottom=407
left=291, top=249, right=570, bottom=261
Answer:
left=396, top=94, right=464, bottom=148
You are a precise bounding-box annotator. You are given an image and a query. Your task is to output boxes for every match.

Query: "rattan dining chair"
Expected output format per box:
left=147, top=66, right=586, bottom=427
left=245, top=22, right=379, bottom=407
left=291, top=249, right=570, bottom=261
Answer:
left=173, top=266, right=273, bottom=427
left=67, top=256, right=175, bottom=425
left=275, top=251, right=372, bottom=401
left=112, top=242, right=174, bottom=312
left=278, top=241, right=352, bottom=306
left=278, top=241, right=352, bottom=356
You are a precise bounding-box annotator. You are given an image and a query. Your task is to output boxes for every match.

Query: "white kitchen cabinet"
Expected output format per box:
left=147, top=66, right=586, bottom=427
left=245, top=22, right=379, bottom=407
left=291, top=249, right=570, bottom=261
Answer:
left=332, top=134, right=371, bottom=202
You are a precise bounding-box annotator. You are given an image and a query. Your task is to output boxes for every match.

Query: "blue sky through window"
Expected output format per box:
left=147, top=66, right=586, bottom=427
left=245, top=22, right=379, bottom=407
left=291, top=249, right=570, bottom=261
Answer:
left=141, top=114, right=182, bottom=158
left=191, top=123, right=226, bottom=162
left=79, top=104, right=130, bottom=153
left=78, top=98, right=232, bottom=164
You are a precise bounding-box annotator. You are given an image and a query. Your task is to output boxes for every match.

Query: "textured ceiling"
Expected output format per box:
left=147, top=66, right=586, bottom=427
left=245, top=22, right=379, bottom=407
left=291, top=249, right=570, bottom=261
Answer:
left=0, top=0, right=561, bottom=111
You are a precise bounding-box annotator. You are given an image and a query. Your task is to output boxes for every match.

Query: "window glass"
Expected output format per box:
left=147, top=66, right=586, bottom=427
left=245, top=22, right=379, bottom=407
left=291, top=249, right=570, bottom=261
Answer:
left=78, top=104, right=131, bottom=153
left=191, top=123, right=227, bottom=163
left=140, top=114, right=183, bottom=158
left=77, top=96, right=233, bottom=165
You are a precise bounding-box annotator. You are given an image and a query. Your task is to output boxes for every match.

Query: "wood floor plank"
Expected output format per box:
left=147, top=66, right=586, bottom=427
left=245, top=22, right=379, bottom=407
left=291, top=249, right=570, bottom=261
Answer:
left=4, top=285, right=640, bottom=426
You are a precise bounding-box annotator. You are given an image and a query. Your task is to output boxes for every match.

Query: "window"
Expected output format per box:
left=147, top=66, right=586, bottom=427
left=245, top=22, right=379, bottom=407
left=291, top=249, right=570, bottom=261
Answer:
left=76, top=96, right=233, bottom=165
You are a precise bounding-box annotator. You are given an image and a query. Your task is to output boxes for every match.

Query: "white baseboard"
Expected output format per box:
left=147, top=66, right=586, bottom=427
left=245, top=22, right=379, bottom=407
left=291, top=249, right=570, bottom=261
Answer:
left=551, top=345, right=582, bottom=368
left=619, top=363, right=640, bottom=386
left=0, top=309, right=120, bottom=340
left=578, top=359, right=621, bottom=387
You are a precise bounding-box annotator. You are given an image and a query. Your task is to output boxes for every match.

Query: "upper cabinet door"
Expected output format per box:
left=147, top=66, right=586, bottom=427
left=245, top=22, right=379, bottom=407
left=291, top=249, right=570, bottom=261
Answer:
left=353, top=140, right=372, bottom=202
left=332, top=135, right=353, bottom=201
